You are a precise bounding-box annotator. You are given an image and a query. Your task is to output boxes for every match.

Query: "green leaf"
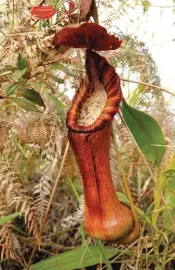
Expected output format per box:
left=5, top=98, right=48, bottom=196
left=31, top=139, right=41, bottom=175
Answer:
left=50, top=74, right=64, bottom=84
left=5, top=82, right=22, bottom=96
left=51, top=63, right=75, bottom=77
left=12, top=68, right=27, bottom=81
left=162, top=153, right=175, bottom=231
left=129, top=85, right=145, bottom=106
left=0, top=211, right=23, bottom=225
left=50, top=94, right=66, bottom=125
left=9, top=97, right=41, bottom=112
left=17, top=54, right=28, bottom=70
left=165, top=169, right=175, bottom=177
left=28, top=245, right=119, bottom=270
left=21, top=88, right=45, bottom=108
left=121, top=100, right=166, bottom=166
left=116, top=191, right=129, bottom=204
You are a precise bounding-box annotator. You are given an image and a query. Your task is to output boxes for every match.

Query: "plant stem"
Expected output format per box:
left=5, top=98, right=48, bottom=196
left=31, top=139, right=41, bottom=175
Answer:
left=68, top=178, right=81, bottom=203
left=162, top=240, right=169, bottom=268
left=137, top=3, right=175, bottom=8
left=112, top=129, right=139, bottom=242
left=12, top=0, right=15, bottom=30
left=96, top=240, right=113, bottom=270
left=91, top=0, right=99, bottom=24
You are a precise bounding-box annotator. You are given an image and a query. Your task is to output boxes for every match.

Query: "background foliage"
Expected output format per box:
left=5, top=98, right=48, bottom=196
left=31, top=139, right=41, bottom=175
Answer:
left=0, top=0, right=175, bottom=269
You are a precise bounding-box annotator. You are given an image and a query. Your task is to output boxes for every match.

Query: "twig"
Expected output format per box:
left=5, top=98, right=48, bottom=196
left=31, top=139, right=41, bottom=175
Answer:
left=5, top=32, right=43, bottom=37
left=121, top=77, right=175, bottom=98
left=39, top=0, right=46, bottom=6
left=26, top=141, right=70, bottom=269
left=112, top=129, right=140, bottom=243
left=137, top=3, right=175, bottom=8
left=68, top=71, right=175, bottom=98
left=12, top=0, right=15, bottom=30
left=41, top=59, right=64, bottom=66
left=104, top=237, right=141, bottom=269
left=150, top=5, right=175, bottom=8
left=91, top=0, right=99, bottom=24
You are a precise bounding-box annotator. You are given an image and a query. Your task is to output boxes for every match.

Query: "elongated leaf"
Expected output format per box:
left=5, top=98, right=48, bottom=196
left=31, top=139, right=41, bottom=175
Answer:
left=12, top=68, right=27, bottom=81
left=50, top=74, right=64, bottom=84
left=21, top=88, right=45, bottom=108
left=9, top=97, right=41, bottom=112
left=51, top=63, right=75, bottom=77
left=50, top=94, right=66, bottom=125
left=116, top=191, right=129, bottom=204
left=165, top=169, right=175, bottom=177
left=5, top=82, right=22, bottom=96
left=17, top=54, right=28, bottom=70
left=162, top=153, right=175, bottom=231
left=0, top=211, right=23, bottom=225
left=121, top=100, right=166, bottom=166
left=129, top=85, right=145, bottom=106
left=29, top=245, right=119, bottom=270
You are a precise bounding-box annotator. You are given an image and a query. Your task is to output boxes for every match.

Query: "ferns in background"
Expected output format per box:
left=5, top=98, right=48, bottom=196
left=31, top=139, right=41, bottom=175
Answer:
left=0, top=0, right=174, bottom=269
left=0, top=161, right=39, bottom=260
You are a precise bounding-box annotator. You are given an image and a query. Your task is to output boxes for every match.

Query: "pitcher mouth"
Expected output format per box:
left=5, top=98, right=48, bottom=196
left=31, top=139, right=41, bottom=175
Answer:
left=66, top=50, right=122, bottom=133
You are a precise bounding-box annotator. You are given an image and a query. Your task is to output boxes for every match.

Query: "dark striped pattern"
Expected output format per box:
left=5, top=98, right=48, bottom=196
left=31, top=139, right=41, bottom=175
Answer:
left=66, top=50, right=122, bottom=133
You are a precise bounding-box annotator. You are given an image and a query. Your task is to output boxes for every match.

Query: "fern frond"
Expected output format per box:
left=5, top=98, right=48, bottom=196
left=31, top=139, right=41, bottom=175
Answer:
left=118, top=125, right=137, bottom=156
left=61, top=195, right=84, bottom=229
left=33, top=166, right=53, bottom=223
left=0, top=162, right=39, bottom=244
left=161, top=139, right=175, bottom=170
left=0, top=223, right=21, bottom=261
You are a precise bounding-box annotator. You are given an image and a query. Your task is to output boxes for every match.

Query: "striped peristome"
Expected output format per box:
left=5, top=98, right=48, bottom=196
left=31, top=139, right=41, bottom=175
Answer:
left=66, top=50, right=122, bottom=133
